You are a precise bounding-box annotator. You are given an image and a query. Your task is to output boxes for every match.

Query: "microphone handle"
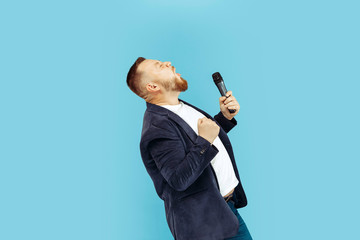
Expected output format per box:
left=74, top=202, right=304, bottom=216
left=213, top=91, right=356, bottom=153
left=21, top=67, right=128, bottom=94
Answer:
left=216, top=81, right=236, bottom=114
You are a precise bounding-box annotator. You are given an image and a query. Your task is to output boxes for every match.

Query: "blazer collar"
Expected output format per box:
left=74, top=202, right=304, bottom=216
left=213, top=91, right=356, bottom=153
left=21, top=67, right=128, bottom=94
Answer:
left=146, top=99, right=219, bottom=144
left=146, top=98, right=212, bottom=117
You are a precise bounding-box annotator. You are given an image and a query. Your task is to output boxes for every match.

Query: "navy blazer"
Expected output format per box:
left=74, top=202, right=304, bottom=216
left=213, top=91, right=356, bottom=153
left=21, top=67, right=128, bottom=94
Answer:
left=140, top=98, right=248, bottom=240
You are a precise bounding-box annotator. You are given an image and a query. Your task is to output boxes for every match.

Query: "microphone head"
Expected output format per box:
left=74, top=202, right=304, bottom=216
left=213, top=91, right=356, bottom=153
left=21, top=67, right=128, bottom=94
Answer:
left=212, top=72, right=223, bottom=84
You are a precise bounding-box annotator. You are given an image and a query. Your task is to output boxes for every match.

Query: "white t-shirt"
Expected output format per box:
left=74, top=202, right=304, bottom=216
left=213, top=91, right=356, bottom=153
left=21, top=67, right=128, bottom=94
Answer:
left=160, top=100, right=239, bottom=197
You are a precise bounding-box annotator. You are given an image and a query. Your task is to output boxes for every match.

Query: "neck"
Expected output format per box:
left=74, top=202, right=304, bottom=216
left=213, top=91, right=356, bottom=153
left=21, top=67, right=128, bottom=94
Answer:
left=150, top=91, right=181, bottom=105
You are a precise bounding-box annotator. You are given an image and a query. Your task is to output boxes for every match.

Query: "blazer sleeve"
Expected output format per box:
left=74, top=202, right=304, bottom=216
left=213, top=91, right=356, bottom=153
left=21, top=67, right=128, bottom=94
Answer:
left=213, top=111, right=237, bottom=133
left=147, top=123, right=219, bottom=192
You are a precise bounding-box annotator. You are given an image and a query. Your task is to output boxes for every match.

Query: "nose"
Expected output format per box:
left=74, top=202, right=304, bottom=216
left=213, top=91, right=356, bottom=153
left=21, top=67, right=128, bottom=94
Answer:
left=164, top=61, right=171, bottom=67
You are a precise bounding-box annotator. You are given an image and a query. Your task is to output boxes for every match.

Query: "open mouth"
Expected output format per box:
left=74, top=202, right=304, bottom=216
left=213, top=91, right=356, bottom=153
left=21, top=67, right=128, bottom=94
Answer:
left=173, top=67, right=181, bottom=76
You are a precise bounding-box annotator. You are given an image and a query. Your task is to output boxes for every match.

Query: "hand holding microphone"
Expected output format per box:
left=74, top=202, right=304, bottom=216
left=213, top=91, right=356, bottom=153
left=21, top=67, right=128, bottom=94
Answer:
left=212, top=72, right=240, bottom=120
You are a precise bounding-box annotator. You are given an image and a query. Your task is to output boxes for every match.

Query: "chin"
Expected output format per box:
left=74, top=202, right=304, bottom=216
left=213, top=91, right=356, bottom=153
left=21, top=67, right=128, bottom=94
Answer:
left=177, top=77, right=188, bottom=92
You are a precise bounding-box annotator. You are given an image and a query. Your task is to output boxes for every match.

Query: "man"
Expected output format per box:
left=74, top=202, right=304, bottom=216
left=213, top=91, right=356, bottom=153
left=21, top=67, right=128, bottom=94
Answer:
left=126, top=57, right=252, bottom=240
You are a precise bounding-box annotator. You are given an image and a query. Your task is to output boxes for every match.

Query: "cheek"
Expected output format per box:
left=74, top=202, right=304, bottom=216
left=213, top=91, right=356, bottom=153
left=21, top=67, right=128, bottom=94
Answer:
left=154, top=72, right=168, bottom=82
left=161, top=71, right=173, bottom=79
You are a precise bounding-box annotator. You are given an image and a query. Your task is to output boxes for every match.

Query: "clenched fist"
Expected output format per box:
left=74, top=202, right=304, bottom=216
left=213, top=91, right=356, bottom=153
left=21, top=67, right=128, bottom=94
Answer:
left=197, top=117, right=220, bottom=144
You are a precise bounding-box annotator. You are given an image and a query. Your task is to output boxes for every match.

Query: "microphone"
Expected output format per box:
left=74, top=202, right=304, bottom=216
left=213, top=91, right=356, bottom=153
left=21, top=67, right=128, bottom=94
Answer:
left=212, top=72, right=236, bottom=114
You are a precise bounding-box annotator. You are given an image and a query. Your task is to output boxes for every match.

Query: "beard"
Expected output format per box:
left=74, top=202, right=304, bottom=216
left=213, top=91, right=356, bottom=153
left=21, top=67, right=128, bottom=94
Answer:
left=173, top=76, right=188, bottom=92
left=161, top=76, right=188, bottom=92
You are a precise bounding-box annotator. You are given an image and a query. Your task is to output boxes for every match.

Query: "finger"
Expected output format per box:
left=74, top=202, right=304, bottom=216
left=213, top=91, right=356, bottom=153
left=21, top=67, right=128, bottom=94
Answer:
left=219, top=96, right=227, bottom=102
left=225, top=102, right=236, bottom=108
left=224, top=97, right=235, bottom=105
left=202, top=117, right=209, bottom=123
left=226, top=100, right=238, bottom=106
left=226, top=90, right=232, bottom=97
left=227, top=105, right=238, bottom=110
left=224, top=99, right=231, bottom=105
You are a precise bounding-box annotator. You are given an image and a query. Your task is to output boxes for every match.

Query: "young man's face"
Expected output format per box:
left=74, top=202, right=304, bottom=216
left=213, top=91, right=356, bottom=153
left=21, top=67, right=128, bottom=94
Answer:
left=138, top=59, right=188, bottom=92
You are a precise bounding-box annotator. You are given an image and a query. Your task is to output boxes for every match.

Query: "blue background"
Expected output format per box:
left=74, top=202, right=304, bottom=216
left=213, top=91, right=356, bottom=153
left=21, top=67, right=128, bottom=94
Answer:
left=1, top=0, right=359, bottom=239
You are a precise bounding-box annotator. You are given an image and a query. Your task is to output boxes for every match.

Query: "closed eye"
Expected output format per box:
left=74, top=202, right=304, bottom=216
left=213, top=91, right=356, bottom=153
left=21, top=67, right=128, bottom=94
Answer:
left=155, top=61, right=162, bottom=68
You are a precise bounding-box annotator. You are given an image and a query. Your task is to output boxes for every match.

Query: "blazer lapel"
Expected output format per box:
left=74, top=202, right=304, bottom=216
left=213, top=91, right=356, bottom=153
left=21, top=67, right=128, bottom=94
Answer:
left=167, top=110, right=198, bottom=144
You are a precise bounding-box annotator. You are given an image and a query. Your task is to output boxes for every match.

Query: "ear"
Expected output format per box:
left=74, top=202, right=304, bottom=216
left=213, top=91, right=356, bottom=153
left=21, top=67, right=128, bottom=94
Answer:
left=146, top=82, right=161, bottom=93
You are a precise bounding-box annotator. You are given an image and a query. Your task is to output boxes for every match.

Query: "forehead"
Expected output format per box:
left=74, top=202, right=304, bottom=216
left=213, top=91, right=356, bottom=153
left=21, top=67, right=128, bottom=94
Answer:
left=139, top=59, right=159, bottom=71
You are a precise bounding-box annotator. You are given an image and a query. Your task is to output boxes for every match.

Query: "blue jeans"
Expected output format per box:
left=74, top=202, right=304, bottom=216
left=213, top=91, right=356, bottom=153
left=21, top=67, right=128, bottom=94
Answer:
left=224, top=200, right=253, bottom=240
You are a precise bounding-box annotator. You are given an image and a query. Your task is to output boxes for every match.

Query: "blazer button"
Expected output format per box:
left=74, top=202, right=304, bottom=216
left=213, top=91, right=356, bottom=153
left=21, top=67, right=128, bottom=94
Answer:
left=200, top=149, right=206, bottom=155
